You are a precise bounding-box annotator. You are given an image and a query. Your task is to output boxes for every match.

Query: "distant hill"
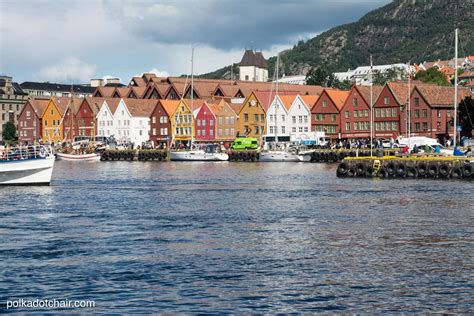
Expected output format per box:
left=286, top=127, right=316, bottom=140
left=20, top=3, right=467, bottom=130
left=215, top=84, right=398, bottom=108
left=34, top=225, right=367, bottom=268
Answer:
left=200, top=0, right=474, bottom=79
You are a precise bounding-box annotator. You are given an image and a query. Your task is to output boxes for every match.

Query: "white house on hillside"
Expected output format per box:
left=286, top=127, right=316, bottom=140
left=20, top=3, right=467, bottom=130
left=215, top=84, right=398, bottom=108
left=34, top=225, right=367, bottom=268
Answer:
left=288, top=95, right=315, bottom=141
left=334, top=63, right=412, bottom=85
left=239, top=50, right=268, bottom=82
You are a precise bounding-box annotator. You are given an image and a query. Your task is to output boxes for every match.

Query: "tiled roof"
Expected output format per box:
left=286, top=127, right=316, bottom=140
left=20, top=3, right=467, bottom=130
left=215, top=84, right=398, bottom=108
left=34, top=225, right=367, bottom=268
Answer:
left=459, top=71, right=474, bottom=79
left=300, top=95, right=320, bottom=109
left=130, top=77, right=146, bottom=87
left=115, top=87, right=130, bottom=98
left=84, top=97, right=108, bottom=116
left=129, top=86, right=147, bottom=98
left=277, top=95, right=296, bottom=111
left=229, top=102, right=243, bottom=114
left=20, top=82, right=95, bottom=94
left=159, top=100, right=180, bottom=117
left=123, top=99, right=158, bottom=117
left=324, top=89, right=350, bottom=111
left=415, top=85, right=471, bottom=107
left=354, top=85, right=383, bottom=105
left=103, top=98, right=122, bottom=114
left=386, top=81, right=410, bottom=105
left=254, top=90, right=300, bottom=112
left=51, top=96, right=84, bottom=116
left=207, top=102, right=224, bottom=116
left=94, top=86, right=116, bottom=97
left=254, top=52, right=268, bottom=69
left=28, top=99, right=50, bottom=117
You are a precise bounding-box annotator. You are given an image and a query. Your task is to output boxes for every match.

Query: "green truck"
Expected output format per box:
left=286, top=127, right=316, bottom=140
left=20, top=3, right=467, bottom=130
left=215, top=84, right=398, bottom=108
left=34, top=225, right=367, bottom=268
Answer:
left=230, top=137, right=259, bottom=150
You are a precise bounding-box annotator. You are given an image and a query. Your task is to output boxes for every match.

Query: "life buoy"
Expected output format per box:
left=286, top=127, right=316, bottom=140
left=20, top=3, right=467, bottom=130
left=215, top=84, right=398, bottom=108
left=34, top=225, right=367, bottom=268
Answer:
left=39, top=147, right=46, bottom=158
left=450, top=167, right=462, bottom=179
left=417, top=163, right=428, bottom=177
left=462, top=164, right=472, bottom=178
left=439, top=164, right=450, bottom=178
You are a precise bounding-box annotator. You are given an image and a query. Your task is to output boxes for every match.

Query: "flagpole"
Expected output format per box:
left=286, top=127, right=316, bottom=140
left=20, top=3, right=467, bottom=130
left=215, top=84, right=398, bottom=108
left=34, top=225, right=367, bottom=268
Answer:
left=370, top=55, right=373, bottom=157
left=453, top=28, right=458, bottom=148
left=407, top=62, right=411, bottom=151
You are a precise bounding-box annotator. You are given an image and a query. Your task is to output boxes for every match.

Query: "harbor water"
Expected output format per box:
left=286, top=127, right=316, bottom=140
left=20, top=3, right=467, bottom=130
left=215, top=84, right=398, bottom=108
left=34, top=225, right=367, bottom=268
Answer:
left=1, top=161, right=473, bottom=313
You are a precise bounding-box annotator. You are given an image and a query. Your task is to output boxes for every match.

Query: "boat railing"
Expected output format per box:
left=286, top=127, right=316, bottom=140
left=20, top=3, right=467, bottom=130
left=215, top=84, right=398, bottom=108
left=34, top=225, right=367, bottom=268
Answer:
left=0, top=145, right=53, bottom=161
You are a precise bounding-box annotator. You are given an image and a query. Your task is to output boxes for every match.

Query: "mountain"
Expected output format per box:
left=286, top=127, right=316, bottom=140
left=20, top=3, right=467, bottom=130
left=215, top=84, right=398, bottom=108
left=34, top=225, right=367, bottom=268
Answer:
left=200, top=0, right=474, bottom=79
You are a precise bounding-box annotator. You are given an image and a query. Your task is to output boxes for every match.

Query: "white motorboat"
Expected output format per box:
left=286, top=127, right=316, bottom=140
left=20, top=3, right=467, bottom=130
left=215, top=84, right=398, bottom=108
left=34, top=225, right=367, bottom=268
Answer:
left=259, top=150, right=300, bottom=162
left=170, top=144, right=229, bottom=161
left=56, top=152, right=101, bottom=161
left=0, top=145, right=55, bottom=185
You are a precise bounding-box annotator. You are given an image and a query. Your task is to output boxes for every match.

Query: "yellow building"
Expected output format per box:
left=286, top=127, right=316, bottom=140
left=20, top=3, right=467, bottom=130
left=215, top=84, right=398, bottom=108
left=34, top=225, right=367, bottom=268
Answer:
left=41, top=96, right=82, bottom=144
left=172, top=99, right=195, bottom=146
left=237, top=91, right=267, bottom=138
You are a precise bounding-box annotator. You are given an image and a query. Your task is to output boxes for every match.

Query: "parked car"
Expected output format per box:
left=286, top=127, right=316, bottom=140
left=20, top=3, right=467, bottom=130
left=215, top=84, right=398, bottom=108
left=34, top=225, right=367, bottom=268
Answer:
left=231, top=137, right=258, bottom=150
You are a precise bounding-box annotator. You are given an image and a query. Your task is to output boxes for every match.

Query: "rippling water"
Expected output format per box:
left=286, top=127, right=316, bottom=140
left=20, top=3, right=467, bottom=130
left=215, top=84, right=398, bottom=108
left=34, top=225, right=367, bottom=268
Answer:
left=1, top=161, right=473, bottom=313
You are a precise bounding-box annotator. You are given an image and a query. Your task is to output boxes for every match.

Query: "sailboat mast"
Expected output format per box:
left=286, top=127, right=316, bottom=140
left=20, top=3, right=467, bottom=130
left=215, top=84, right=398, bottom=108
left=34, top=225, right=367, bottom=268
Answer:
left=191, top=47, right=194, bottom=146
left=453, top=28, right=458, bottom=148
left=370, top=55, right=373, bottom=157
left=275, top=53, right=279, bottom=143
left=407, top=62, right=411, bottom=151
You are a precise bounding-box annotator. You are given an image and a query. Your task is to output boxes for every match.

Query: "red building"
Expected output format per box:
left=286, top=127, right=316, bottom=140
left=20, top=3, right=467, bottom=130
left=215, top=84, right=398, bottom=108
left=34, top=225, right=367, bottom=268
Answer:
left=195, top=101, right=218, bottom=142
left=17, top=99, right=49, bottom=144
left=150, top=100, right=179, bottom=148
left=62, top=98, right=83, bottom=142
left=75, top=97, right=105, bottom=138
left=311, top=89, right=350, bottom=139
left=373, top=81, right=409, bottom=139
left=400, top=85, right=471, bottom=141
left=340, top=85, right=383, bottom=139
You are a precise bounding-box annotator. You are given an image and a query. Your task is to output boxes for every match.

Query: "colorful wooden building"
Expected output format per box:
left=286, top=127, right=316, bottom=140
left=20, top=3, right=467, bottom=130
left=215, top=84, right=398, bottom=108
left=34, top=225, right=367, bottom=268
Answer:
left=311, top=89, right=350, bottom=139
left=17, top=99, right=49, bottom=144
left=150, top=100, right=179, bottom=148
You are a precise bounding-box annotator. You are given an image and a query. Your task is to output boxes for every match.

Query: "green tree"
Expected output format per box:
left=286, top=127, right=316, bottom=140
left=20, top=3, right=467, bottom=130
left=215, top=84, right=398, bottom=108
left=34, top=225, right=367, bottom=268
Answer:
left=373, top=67, right=408, bottom=85
left=306, top=67, right=329, bottom=86
left=2, top=121, right=17, bottom=142
left=414, top=67, right=450, bottom=86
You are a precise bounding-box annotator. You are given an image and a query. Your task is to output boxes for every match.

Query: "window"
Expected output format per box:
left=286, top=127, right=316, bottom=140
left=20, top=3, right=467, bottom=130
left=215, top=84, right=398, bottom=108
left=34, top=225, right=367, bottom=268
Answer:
left=281, top=115, right=285, bottom=122
left=376, top=109, right=380, bottom=118
left=392, top=108, right=396, bottom=117
left=210, top=129, right=214, bottom=136
left=415, top=122, right=421, bottom=131
left=437, top=122, right=441, bottom=130
left=346, top=122, right=350, bottom=131
left=139, top=130, right=143, bottom=136
left=254, top=125, right=259, bottom=134
left=304, top=116, right=308, bottom=123
left=260, top=114, right=264, bottom=122
left=225, top=116, right=229, bottom=124
left=51, top=109, right=54, bottom=115
left=218, top=129, right=222, bottom=136
left=422, top=109, right=427, bottom=118
left=299, top=116, right=303, bottom=123
left=197, top=130, right=201, bottom=136
left=202, top=129, right=206, bottom=136
left=292, top=116, right=296, bottom=123
left=254, top=114, right=258, bottom=122
left=270, top=114, right=274, bottom=122
left=281, top=126, right=285, bottom=134
left=331, top=114, right=336, bottom=122
left=230, top=128, right=235, bottom=136
left=437, top=110, right=441, bottom=118
left=244, top=125, right=249, bottom=133
left=359, top=110, right=364, bottom=118
left=354, top=122, right=359, bottom=130
left=414, top=97, right=419, bottom=106
left=392, top=122, right=397, bottom=131
left=384, top=97, right=389, bottom=105
left=292, top=127, right=296, bottom=132
left=414, top=109, right=420, bottom=118
left=210, top=119, right=214, bottom=126
left=304, top=127, right=308, bottom=132
left=353, top=98, right=358, bottom=106
left=230, top=117, right=234, bottom=124
left=218, top=117, right=223, bottom=125
left=152, top=117, right=156, bottom=124
left=299, top=126, right=303, bottom=132
left=197, top=119, right=201, bottom=126
left=244, top=114, right=248, bottom=122
left=202, top=120, right=206, bottom=126
left=354, top=110, right=358, bottom=118
left=422, top=122, right=428, bottom=131
left=269, top=126, right=274, bottom=134
left=152, top=128, right=156, bottom=135
left=322, top=100, right=327, bottom=107
left=381, top=109, right=385, bottom=118
left=345, top=111, right=349, bottom=119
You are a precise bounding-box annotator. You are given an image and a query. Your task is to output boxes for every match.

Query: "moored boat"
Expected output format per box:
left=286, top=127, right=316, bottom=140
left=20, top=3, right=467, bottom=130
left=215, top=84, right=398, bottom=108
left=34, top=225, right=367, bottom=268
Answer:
left=259, top=150, right=300, bottom=162
left=56, top=152, right=101, bottom=161
left=0, top=145, right=55, bottom=185
left=170, top=144, right=228, bottom=161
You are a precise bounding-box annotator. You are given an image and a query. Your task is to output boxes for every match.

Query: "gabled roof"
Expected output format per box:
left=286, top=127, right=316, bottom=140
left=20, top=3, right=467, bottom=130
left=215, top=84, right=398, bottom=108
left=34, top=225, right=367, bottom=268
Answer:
left=254, top=52, right=268, bottom=69
left=385, top=81, right=410, bottom=105
left=299, top=95, right=320, bottom=109
left=122, top=99, right=158, bottom=117
left=50, top=96, right=84, bottom=116
left=129, top=86, right=147, bottom=98
left=254, top=90, right=300, bottom=112
left=94, top=86, right=115, bottom=98
left=353, top=85, right=383, bottom=105
left=460, top=71, right=474, bottom=79
left=415, top=85, right=471, bottom=107
left=229, top=102, right=243, bottom=114
left=114, top=87, right=130, bottom=98
left=27, top=99, right=50, bottom=118
left=130, top=76, right=146, bottom=87
left=277, top=95, right=296, bottom=111
left=84, top=97, right=108, bottom=116
left=324, top=89, right=350, bottom=111
left=102, top=98, right=122, bottom=115
left=159, top=100, right=180, bottom=117
left=207, top=102, right=224, bottom=117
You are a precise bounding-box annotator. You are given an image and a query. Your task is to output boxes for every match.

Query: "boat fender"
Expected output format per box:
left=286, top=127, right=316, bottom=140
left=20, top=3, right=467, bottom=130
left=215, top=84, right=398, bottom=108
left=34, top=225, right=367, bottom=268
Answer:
left=347, top=167, right=356, bottom=177
left=336, top=162, right=348, bottom=177
left=396, top=163, right=406, bottom=177
left=417, top=163, right=428, bottom=177
left=356, top=162, right=367, bottom=176
left=450, top=167, right=462, bottom=179
left=428, top=164, right=439, bottom=178
left=439, top=164, right=450, bottom=178
left=365, top=166, right=375, bottom=177
left=462, top=164, right=472, bottom=178
left=406, top=167, right=418, bottom=178
left=377, top=168, right=388, bottom=178
left=386, top=162, right=396, bottom=176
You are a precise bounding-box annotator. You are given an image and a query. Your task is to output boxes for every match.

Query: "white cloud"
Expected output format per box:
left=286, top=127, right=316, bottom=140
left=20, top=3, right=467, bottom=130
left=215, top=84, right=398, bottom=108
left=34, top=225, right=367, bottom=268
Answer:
left=147, top=68, right=170, bottom=77
left=35, top=58, right=97, bottom=83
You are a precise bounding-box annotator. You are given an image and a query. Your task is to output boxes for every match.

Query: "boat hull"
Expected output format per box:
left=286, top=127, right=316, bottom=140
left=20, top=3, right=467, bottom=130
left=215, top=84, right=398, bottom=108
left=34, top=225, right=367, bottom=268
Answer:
left=169, top=151, right=229, bottom=161
left=260, top=151, right=300, bottom=162
left=56, top=152, right=101, bottom=161
left=0, top=155, right=55, bottom=185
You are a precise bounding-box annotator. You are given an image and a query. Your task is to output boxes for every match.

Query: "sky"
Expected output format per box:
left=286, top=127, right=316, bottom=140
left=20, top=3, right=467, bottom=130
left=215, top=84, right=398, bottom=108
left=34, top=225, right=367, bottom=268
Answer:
left=0, top=0, right=391, bottom=84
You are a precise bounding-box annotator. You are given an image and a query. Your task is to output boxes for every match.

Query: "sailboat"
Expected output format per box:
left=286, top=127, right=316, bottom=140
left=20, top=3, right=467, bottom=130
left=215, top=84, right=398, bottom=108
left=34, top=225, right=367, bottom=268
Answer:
left=169, top=48, right=229, bottom=162
left=260, top=53, right=300, bottom=162
left=56, top=91, right=101, bottom=161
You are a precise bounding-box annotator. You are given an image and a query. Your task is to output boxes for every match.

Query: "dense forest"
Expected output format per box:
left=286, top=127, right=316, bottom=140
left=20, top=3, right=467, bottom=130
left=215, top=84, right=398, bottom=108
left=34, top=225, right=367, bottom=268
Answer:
left=200, top=0, right=474, bottom=79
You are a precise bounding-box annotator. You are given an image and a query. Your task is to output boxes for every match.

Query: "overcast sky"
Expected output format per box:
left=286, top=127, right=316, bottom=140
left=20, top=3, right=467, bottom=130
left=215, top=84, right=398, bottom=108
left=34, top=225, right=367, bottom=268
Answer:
left=0, top=0, right=390, bottom=84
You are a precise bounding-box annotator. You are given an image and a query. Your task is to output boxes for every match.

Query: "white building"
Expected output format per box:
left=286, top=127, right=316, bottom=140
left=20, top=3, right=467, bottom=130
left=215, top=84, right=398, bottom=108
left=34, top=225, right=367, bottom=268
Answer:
left=239, top=50, right=268, bottom=82
left=287, top=95, right=314, bottom=141
left=334, top=63, right=412, bottom=85
left=96, top=99, right=121, bottom=138
left=274, top=75, right=307, bottom=85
